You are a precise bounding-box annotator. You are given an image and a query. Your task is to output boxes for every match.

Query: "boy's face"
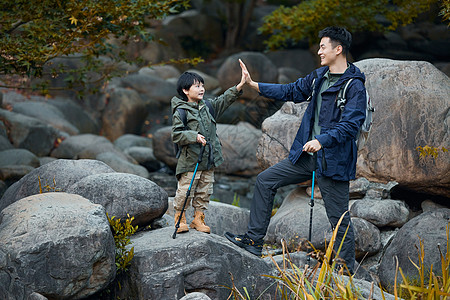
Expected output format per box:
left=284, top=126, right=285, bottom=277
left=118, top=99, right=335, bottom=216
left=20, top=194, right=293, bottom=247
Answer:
left=317, top=37, right=341, bottom=67
left=183, top=80, right=205, bottom=103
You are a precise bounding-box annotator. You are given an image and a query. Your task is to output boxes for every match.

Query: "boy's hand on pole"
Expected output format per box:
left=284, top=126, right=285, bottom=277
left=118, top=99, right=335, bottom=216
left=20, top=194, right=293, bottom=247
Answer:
left=196, top=134, right=207, bottom=146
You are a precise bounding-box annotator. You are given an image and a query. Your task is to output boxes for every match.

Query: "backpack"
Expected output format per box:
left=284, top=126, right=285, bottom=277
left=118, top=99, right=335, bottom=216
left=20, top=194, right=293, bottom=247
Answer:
left=174, top=99, right=215, bottom=158
left=336, top=78, right=374, bottom=151
left=308, top=71, right=374, bottom=151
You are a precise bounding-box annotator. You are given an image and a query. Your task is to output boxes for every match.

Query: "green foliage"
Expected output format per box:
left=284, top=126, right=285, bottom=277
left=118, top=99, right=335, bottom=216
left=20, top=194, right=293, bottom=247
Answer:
left=232, top=193, right=241, bottom=207
left=441, top=0, right=450, bottom=25
left=416, top=145, right=448, bottom=159
left=107, top=213, right=138, bottom=274
left=227, top=219, right=450, bottom=299
left=0, top=0, right=190, bottom=95
left=392, top=223, right=450, bottom=299
left=259, top=0, right=438, bottom=50
left=38, top=176, right=61, bottom=193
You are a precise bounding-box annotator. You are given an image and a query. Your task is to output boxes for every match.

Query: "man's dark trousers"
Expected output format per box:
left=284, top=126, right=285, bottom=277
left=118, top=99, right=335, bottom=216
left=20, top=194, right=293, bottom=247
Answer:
left=247, top=152, right=355, bottom=273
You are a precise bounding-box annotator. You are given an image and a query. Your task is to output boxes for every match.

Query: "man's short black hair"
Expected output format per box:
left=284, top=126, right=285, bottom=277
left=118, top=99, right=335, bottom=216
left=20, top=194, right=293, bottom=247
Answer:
left=319, top=26, right=352, bottom=56
left=177, top=71, right=205, bottom=101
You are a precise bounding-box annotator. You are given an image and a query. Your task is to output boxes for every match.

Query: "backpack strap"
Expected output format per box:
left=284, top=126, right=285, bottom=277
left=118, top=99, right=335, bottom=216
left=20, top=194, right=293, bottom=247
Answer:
left=204, top=99, right=215, bottom=120
left=336, top=78, right=354, bottom=112
left=176, top=107, right=188, bottom=129
left=307, top=70, right=318, bottom=102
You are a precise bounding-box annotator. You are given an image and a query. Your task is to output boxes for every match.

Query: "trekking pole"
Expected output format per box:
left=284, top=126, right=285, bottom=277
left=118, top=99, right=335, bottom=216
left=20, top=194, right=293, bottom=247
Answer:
left=172, top=143, right=207, bottom=239
left=307, top=170, right=315, bottom=263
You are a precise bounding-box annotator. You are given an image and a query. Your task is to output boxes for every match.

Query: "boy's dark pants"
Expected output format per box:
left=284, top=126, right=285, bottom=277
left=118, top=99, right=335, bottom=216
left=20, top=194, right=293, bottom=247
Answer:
left=247, top=153, right=355, bottom=273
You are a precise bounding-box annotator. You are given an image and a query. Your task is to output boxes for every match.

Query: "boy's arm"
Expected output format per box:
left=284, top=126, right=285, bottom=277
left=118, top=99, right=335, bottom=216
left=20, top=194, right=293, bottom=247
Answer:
left=172, top=111, right=199, bottom=146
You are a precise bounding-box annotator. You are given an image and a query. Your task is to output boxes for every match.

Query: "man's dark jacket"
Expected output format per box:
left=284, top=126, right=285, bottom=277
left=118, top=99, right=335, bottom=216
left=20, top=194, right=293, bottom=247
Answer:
left=258, top=63, right=367, bottom=181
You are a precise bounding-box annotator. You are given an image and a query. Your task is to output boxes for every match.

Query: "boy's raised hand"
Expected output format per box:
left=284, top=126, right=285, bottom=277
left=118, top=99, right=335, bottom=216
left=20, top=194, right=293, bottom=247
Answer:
left=238, top=58, right=259, bottom=92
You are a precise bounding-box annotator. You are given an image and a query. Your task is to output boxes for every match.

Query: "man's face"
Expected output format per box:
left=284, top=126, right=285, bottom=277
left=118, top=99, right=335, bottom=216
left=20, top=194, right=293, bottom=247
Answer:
left=183, top=80, right=205, bottom=103
left=317, top=37, right=340, bottom=66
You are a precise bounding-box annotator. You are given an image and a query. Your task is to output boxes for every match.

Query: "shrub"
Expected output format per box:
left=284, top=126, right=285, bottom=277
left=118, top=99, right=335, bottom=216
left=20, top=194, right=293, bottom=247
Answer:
left=107, top=213, right=138, bottom=274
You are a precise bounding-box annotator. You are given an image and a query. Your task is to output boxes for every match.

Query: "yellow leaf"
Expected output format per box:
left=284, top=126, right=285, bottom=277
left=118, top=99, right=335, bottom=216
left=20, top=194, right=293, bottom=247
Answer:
left=69, top=16, right=78, bottom=25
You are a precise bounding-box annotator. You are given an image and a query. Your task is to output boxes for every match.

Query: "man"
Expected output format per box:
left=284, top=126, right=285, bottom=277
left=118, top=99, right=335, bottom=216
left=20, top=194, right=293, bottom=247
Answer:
left=226, top=27, right=367, bottom=274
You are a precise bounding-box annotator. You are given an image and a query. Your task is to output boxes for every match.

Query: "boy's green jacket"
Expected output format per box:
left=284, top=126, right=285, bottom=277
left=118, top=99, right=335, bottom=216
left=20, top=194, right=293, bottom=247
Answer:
left=171, top=86, right=242, bottom=176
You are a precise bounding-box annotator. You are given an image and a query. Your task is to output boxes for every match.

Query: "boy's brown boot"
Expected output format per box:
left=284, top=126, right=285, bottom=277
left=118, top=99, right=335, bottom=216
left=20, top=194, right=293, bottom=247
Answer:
left=190, top=211, right=210, bottom=234
left=174, top=211, right=189, bottom=233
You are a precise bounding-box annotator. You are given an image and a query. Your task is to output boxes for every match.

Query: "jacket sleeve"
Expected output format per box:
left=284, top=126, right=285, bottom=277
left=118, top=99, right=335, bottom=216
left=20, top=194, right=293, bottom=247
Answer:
left=258, top=72, right=315, bottom=103
left=316, top=80, right=367, bottom=148
left=210, top=86, right=243, bottom=119
left=172, top=110, right=198, bottom=146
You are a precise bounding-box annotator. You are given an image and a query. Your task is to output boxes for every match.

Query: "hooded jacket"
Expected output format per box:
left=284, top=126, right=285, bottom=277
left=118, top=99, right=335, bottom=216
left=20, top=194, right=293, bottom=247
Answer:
left=171, top=86, right=242, bottom=176
left=258, top=63, right=367, bottom=181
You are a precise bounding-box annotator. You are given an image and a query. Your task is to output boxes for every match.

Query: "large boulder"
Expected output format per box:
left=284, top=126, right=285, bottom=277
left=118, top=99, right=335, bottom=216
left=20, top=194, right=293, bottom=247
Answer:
left=378, top=208, right=450, bottom=290
left=66, top=172, right=168, bottom=227
left=12, top=101, right=80, bottom=135
left=257, top=102, right=308, bottom=170
left=51, top=134, right=111, bottom=159
left=265, top=187, right=332, bottom=250
left=0, top=192, right=116, bottom=299
left=354, top=59, right=450, bottom=197
left=101, top=87, right=149, bottom=141
left=115, top=228, right=274, bottom=300
left=0, top=159, right=115, bottom=212
left=0, top=109, right=59, bottom=157
left=350, top=199, right=410, bottom=227
left=166, top=199, right=250, bottom=237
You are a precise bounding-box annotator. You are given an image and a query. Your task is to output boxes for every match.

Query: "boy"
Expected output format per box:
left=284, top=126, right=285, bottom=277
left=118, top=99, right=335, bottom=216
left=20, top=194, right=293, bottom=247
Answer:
left=172, top=68, right=245, bottom=233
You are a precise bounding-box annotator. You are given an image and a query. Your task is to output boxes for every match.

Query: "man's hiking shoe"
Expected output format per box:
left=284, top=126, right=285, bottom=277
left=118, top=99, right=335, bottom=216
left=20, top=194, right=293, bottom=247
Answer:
left=225, top=232, right=263, bottom=256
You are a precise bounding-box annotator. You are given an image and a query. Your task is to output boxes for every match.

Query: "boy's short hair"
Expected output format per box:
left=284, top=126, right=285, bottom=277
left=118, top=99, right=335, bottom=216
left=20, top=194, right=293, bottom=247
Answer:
left=177, top=71, right=205, bottom=101
left=319, top=26, right=352, bottom=57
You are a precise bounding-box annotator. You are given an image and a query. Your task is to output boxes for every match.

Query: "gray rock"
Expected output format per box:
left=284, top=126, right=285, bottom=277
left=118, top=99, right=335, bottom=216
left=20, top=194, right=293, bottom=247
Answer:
left=114, top=134, right=152, bottom=151
left=0, top=109, right=59, bottom=156
left=12, top=101, right=79, bottom=135
left=179, top=292, right=211, bottom=300
left=352, top=217, right=382, bottom=260
left=257, top=101, right=309, bottom=169
left=0, top=159, right=115, bottom=212
left=277, top=67, right=304, bottom=84
left=66, top=172, right=168, bottom=227
left=96, top=152, right=150, bottom=179
left=115, top=73, right=176, bottom=106
left=266, top=49, right=316, bottom=76
left=349, top=177, right=371, bottom=199
left=74, top=140, right=137, bottom=165
left=0, top=165, right=36, bottom=185
left=421, top=199, right=447, bottom=212
left=0, top=193, right=115, bottom=299
left=138, top=65, right=181, bottom=79
left=124, top=146, right=162, bottom=172
left=38, top=157, right=57, bottom=166
left=51, top=134, right=111, bottom=159
left=0, top=149, right=40, bottom=168
left=167, top=198, right=250, bottom=237
left=265, top=187, right=332, bottom=251
left=378, top=209, right=450, bottom=289
left=115, top=228, right=274, bottom=300
left=0, top=135, right=13, bottom=151
left=27, top=292, right=48, bottom=300
left=101, top=87, right=148, bottom=141
left=355, top=59, right=450, bottom=198
left=46, top=97, right=100, bottom=134
left=350, top=199, right=409, bottom=227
